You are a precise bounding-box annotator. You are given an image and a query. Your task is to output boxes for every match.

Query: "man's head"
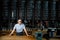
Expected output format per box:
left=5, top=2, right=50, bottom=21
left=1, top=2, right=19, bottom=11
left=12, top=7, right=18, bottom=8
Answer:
left=17, top=19, right=22, bottom=24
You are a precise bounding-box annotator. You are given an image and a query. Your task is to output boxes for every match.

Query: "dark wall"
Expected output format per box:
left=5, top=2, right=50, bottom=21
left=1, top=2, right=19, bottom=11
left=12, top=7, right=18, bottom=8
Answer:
left=0, top=0, right=60, bottom=30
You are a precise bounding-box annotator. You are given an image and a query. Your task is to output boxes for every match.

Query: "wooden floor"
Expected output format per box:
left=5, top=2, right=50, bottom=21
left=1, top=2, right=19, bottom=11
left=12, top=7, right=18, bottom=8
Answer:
left=0, top=35, right=60, bottom=40
left=0, top=31, right=60, bottom=40
left=0, top=35, right=36, bottom=40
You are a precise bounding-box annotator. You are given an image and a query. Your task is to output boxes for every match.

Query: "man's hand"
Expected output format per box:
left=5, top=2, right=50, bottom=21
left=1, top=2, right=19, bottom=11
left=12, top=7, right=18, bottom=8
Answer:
left=9, top=33, right=13, bottom=36
left=27, top=34, right=29, bottom=36
left=9, top=29, right=15, bottom=36
left=9, top=34, right=12, bottom=36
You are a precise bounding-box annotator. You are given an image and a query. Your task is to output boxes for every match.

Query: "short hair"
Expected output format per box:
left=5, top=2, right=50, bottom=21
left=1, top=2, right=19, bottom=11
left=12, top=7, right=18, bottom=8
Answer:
left=17, top=19, right=22, bottom=22
left=18, top=19, right=22, bottom=21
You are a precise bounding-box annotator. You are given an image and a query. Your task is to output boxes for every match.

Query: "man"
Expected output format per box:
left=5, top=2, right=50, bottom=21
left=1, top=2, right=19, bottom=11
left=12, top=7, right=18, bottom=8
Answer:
left=9, top=19, right=29, bottom=36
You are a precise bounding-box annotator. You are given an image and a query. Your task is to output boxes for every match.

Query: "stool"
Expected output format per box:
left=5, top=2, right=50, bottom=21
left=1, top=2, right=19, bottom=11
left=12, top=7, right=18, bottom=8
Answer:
left=35, top=32, right=42, bottom=40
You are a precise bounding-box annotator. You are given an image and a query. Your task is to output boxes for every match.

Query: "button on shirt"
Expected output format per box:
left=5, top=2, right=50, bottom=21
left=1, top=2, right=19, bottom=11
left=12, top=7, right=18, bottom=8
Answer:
left=13, top=24, right=25, bottom=33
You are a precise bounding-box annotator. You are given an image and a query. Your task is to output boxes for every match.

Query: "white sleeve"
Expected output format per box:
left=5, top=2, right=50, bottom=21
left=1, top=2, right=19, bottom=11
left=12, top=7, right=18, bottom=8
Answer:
left=13, top=24, right=16, bottom=30
left=23, top=24, right=25, bottom=29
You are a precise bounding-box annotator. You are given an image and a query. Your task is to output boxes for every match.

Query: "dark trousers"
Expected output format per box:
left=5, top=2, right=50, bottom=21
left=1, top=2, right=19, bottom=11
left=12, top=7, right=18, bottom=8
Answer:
left=16, top=32, right=23, bottom=36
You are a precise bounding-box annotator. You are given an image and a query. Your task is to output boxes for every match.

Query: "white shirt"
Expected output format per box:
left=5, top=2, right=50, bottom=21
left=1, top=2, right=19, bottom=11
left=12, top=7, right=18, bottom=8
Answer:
left=13, top=24, right=25, bottom=32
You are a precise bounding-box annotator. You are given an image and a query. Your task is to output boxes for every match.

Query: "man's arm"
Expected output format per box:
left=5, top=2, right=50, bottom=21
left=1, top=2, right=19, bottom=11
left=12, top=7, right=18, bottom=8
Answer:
left=23, top=27, right=29, bottom=36
left=9, top=29, right=15, bottom=36
left=9, top=25, right=16, bottom=36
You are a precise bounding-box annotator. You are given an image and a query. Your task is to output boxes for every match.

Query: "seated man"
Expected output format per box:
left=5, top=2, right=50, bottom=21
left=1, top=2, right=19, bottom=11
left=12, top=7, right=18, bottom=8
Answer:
left=9, top=19, right=29, bottom=36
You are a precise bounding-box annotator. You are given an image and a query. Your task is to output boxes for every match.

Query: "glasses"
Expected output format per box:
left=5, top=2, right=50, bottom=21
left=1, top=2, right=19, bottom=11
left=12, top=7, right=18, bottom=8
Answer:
left=18, top=21, right=22, bottom=22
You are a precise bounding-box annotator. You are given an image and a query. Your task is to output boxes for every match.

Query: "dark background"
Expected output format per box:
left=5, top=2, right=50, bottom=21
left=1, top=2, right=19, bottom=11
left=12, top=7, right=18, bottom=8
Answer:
left=0, top=0, right=60, bottom=30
